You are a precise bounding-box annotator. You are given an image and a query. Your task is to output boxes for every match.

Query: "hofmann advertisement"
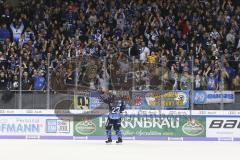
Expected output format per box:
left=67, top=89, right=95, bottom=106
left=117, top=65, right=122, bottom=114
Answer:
left=132, top=90, right=190, bottom=109
left=0, top=116, right=73, bottom=136
left=193, top=91, right=235, bottom=104
left=74, top=116, right=205, bottom=137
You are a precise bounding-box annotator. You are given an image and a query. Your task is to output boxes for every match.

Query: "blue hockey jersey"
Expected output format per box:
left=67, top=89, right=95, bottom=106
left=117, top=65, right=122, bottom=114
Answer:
left=100, top=93, right=125, bottom=119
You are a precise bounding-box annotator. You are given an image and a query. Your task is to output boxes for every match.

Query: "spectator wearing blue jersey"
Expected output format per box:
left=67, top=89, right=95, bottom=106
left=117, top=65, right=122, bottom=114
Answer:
left=10, top=19, right=24, bottom=43
left=0, top=24, right=10, bottom=42
left=224, top=62, right=236, bottom=89
left=206, top=72, right=219, bottom=90
left=32, top=70, right=46, bottom=91
left=18, top=27, right=35, bottom=46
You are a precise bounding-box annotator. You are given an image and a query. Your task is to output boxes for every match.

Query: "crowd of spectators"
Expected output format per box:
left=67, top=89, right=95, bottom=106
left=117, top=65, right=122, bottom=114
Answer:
left=0, top=0, right=240, bottom=92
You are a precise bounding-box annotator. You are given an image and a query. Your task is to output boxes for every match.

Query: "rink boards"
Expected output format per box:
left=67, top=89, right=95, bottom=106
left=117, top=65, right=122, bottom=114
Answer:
left=0, top=110, right=240, bottom=141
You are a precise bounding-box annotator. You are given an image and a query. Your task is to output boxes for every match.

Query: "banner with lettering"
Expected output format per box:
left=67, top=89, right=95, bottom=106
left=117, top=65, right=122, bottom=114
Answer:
left=131, top=90, right=190, bottom=109
left=193, top=91, right=235, bottom=104
left=74, top=116, right=205, bottom=137
left=0, top=116, right=73, bottom=136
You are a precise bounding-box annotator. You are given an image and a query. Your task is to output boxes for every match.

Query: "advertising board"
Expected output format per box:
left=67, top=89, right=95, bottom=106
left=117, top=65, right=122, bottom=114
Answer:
left=74, top=116, right=206, bottom=137
left=0, top=116, right=73, bottom=136
left=206, top=117, right=240, bottom=138
left=194, top=91, right=235, bottom=104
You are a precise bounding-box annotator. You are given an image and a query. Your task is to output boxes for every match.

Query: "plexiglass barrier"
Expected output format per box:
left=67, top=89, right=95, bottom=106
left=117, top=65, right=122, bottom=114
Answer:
left=0, top=55, right=239, bottom=110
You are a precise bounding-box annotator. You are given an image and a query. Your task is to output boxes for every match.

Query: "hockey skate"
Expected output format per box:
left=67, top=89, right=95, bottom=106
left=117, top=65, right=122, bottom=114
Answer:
left=116, top=138, right=122, bottom=144
left=105, top=138, right=112, bottom=144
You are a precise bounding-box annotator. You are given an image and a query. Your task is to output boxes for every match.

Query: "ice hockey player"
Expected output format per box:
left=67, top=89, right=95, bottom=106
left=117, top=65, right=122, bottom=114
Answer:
left=100, top=90, right=125, bottom=144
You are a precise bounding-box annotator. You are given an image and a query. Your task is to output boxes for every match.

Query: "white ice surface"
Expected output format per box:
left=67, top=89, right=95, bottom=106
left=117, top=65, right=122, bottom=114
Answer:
left=0, top=140, right=239, bottom=160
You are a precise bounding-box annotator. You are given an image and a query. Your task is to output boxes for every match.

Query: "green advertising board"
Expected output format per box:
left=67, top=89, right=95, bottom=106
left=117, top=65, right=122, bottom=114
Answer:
left=74, top=116, right=206, bottom=137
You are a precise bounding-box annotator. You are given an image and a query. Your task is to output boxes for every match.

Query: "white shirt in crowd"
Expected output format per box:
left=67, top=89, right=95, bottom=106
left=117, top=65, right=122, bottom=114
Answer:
left=97, top=70, right=110, bottom=90
left=210, top=30, right=220, bottom=40
left=140, top=47, right=150, bottom=62
left=115, top=12, right=125, bottom=31
left=237, top=39, right=240, bottom=49
left=226, top=31, right=235, bottom=44
left=89, top=80, right=96, bottom=90
left=10, top=23, right=24, bottom=43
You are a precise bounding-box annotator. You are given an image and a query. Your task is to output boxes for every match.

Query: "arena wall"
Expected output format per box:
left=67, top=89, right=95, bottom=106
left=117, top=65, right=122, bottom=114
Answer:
left=0, top=110, right=239, bottom=141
